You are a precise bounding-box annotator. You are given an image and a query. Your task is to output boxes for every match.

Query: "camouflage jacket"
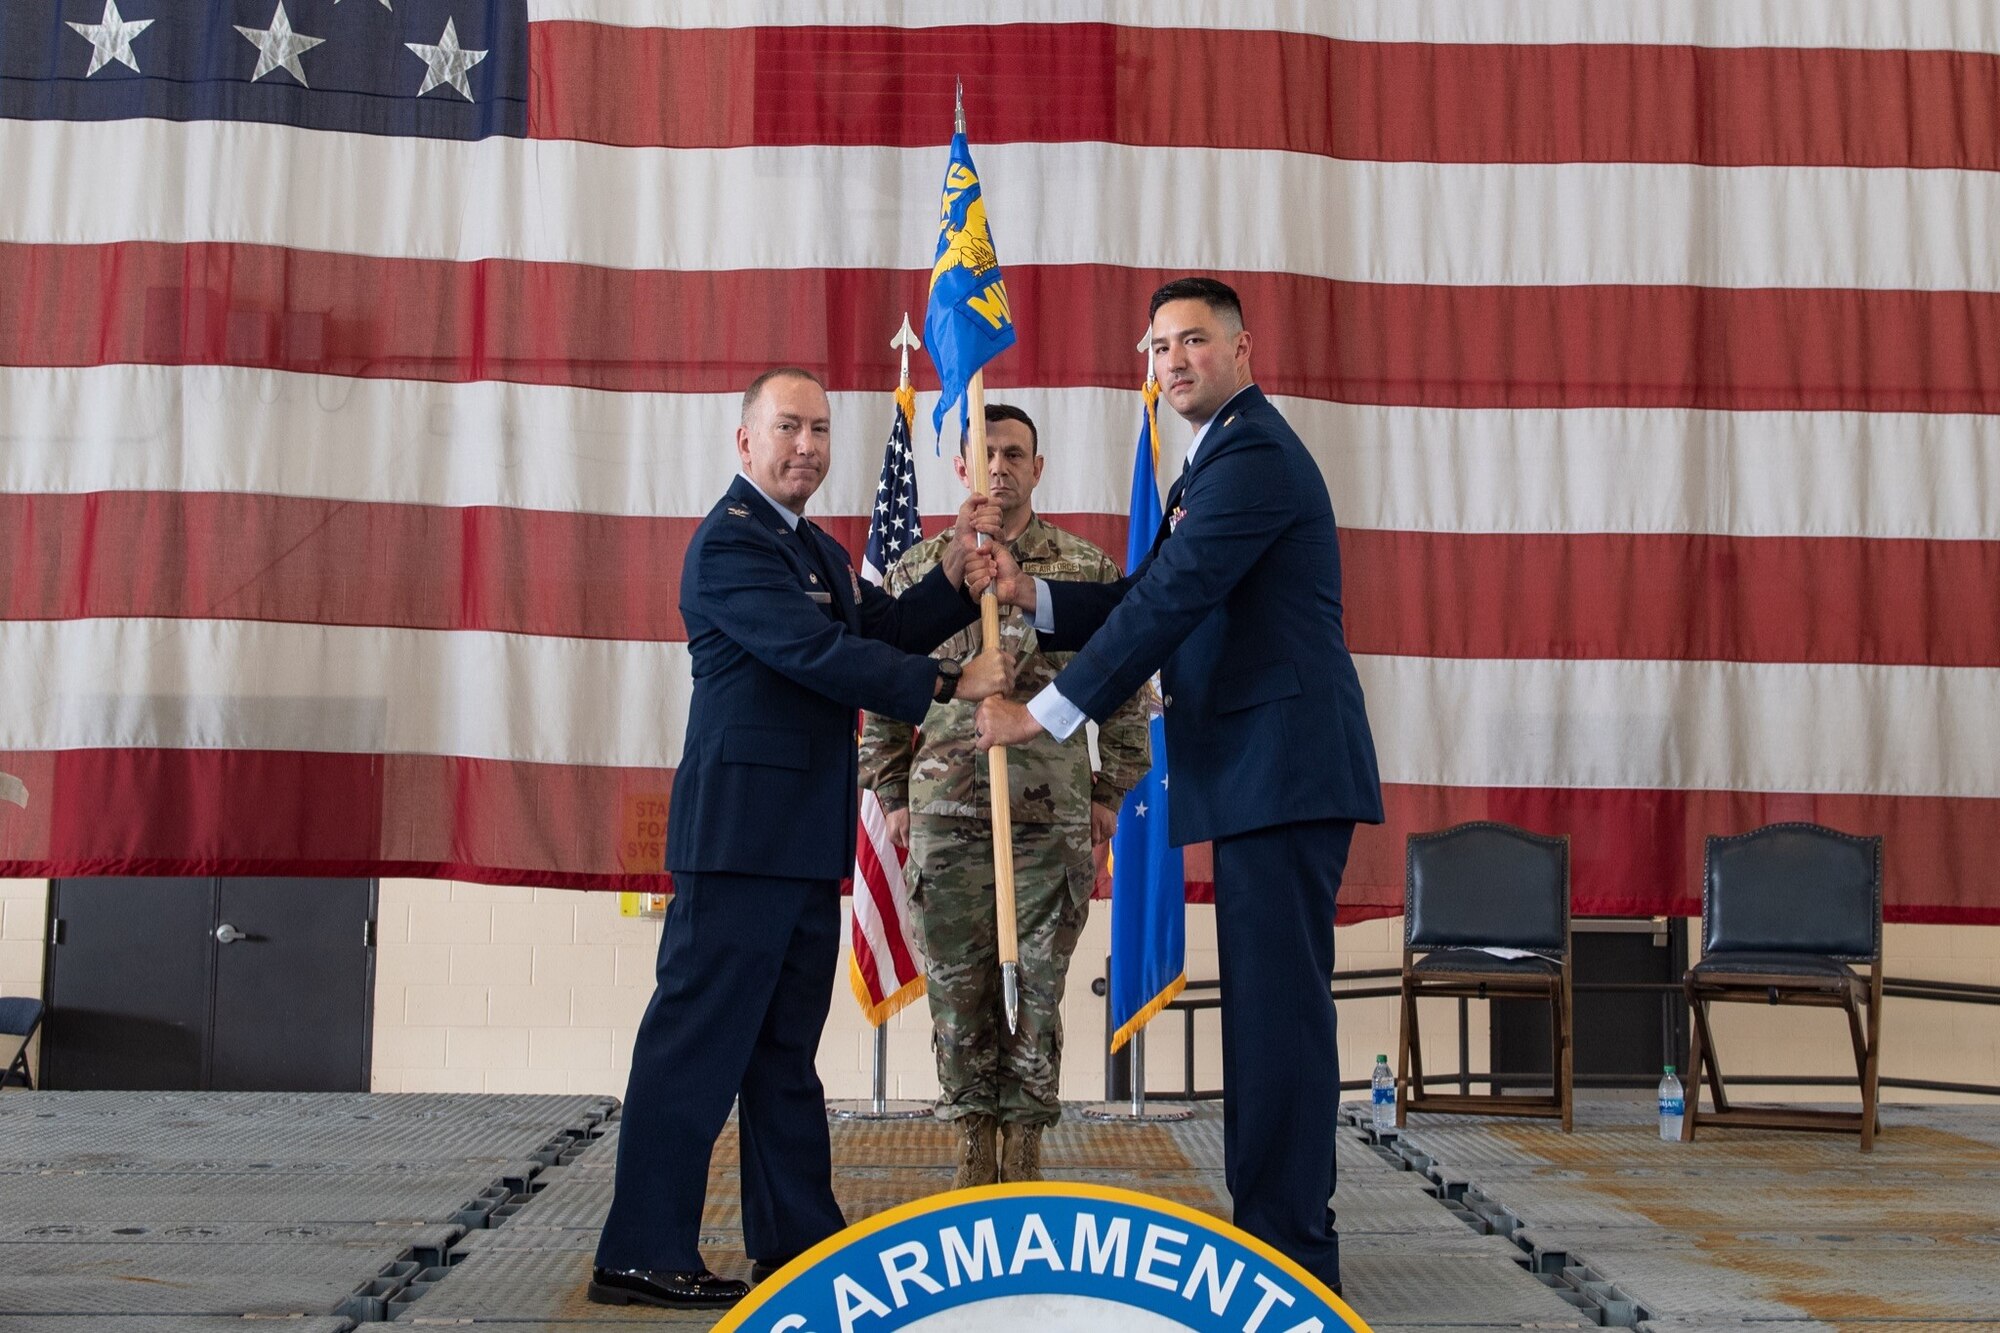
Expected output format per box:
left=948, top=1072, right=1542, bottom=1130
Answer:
left=858, top=513, right=1152, bottom=825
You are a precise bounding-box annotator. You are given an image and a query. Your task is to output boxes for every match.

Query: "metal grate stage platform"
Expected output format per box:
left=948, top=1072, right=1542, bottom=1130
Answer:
left=0, top=1091, right=612, bottom=1324
left=5, top=1092, right=2000, bottom=1329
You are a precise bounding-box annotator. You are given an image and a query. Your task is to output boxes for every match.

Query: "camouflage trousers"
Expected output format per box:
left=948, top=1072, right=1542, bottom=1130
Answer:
left=906, top=814, right=1094, bottom=1128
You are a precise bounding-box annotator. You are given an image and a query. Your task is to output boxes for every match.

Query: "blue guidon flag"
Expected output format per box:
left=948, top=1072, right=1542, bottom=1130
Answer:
left=923, top=130, right=1017, bottom=439
left=716, top=1183, right=1366, bottom=1333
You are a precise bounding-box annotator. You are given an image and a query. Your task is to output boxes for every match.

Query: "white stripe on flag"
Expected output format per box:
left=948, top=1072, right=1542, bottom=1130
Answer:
left=0, top=618, right=694, bottom=769
left=9, top=368, right=1998, bottom=540
left=6, top=618, right=1999, bottom=799
left=1362, top=653, right=2000, bottom=800
left=7, top=123, right=1997, bottom=291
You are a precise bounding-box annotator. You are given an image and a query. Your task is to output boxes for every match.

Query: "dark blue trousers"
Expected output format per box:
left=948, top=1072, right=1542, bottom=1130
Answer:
left=1211, top=817, right=1355, bottom=1291
left=595, top=872, right=846, bottom=1272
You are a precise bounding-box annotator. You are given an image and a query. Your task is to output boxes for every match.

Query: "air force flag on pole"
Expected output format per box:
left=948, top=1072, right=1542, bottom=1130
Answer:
left=924, top=130, right=1016, bottom=438
left=1108, top=378, right=1187, bottom=1051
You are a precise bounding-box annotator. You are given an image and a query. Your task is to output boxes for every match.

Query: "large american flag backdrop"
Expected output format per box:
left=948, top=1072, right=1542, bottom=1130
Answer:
left=3, top=3, right=1997, bottom=923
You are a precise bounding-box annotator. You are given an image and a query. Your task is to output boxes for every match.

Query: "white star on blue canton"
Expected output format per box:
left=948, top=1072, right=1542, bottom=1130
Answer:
left=67, top=0, right=152, bottom=76
left=235, top=1, right=324, bottom=86
left=405, top=17, right=489, bottom=100
left=1135, top=801, right=1148, bottom=818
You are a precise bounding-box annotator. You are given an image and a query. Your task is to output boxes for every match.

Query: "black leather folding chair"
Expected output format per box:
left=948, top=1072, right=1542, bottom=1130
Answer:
left=1682, top=823, right=1884, bottom=1150
left=1398, top=822, right=1573, bottom=1130
left=0, top=997, right=42, bottom=1090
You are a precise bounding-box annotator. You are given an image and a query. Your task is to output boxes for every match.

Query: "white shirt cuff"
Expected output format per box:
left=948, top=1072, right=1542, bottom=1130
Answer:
left=1031, top=578, right=1055, bottom=634
left=1028, top=683, right=1088, bottom=742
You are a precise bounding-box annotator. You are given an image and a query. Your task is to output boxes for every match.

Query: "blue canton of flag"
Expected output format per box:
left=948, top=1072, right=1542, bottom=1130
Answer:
left=4, top=0, right=526, bottom=139
left=923, top=131, right=1016, bottom=441
left=862, top=383, right=923, bottom=584
left=1108, top=379, right=1187, bottom=1052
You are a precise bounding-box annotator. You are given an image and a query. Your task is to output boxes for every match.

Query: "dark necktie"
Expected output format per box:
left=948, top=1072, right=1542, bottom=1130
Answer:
left=794, top=522, right=839, bottom=610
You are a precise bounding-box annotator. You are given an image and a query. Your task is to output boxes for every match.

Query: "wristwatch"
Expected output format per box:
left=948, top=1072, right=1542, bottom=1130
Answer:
left=933, top=659, right=963, bottom=703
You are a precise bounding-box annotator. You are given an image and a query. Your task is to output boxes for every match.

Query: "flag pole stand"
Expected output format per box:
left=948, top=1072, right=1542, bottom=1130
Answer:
left=827, top=1019, right=934, bottom=1121
left=1081, top=1028, right=1194, bottom=1122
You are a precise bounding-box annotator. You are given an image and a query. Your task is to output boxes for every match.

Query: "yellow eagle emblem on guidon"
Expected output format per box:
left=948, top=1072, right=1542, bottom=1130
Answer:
left=932, top=166, right=1001, bottom=286
left=932, top=198, right=999, bottom=284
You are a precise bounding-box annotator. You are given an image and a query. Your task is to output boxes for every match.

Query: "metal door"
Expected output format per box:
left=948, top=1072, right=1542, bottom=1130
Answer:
left=44, top=877, right=376, bottom=1091
left=209, top=878, right=375, bottom=1091
left=42, top=877, right=214, bottom=1090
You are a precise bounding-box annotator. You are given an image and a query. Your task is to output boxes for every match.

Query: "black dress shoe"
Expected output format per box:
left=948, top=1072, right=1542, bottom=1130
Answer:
left=588, top=1266, right=749, bottom=1309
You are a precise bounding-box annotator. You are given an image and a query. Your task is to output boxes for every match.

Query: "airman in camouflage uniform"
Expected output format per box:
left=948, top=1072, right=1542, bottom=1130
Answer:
left=859, top=404, right=1151, bottom=1187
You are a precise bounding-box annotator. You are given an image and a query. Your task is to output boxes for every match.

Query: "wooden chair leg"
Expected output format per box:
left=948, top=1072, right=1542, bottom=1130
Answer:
left=1395, top=981, right=1414, bottom=1128
left=1682, top=988, right=1707, bottom=1142
left=1405, top=987, right=1427, bottom=1119
left=1860, top=966, right=1885, bottom=1150
left=1555, top=979, right=1574, bottom=1133
left=1839, top=993, right=1873, bottom=1152
left=1691, top=992, right=1730, bottom=1114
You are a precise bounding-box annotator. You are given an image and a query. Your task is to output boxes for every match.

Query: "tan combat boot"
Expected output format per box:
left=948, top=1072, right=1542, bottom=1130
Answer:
left=951, top=1114, right=998, bottom=1190
left=999, top=1121, right=1043, bottom=1183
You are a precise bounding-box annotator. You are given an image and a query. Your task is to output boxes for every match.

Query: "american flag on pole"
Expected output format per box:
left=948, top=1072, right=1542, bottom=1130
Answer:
left=1, top=7, right=1996, bottom=925
left=849, top=384, right=926, bottom=1024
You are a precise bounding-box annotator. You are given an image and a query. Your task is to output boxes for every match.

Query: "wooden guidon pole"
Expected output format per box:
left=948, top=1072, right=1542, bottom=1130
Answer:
left=963, top=371, right=1022, bottom=1034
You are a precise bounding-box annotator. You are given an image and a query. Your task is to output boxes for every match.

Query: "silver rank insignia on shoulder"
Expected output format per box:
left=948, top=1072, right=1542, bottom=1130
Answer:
left=1222, top=412, right=1238, bottom=428
left=726, top=504, right=749, bottom=518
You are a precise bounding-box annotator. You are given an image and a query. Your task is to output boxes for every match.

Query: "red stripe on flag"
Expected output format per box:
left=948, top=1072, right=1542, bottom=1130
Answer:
left=0, top=492, right=697, bottom=643
left=8, top=244, right=1997, bottom=411
left=852, top=818, right=919, bottom=990
left=527, top=22, right=2000, bottom=171
left=0, top=748, right=675, bottom=889
left=849, top=905, right=888, bottom=1005
left=8, top=494, right=1999, bottom=668
left=4, top=750, right=1997, bottom=923
left=1340, top=528, right=2000, bottom=667
left=1342, top=784, right=2000, bottom=925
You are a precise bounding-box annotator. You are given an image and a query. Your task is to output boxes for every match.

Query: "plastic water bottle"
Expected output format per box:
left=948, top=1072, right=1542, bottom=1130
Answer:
left=1371, top=1054, right=1397, bottom=1133
left=1657, top=1065, right=1684, bottom=1141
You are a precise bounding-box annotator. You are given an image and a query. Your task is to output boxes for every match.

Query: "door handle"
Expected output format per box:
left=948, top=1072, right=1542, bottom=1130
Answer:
left=214, top=923, right=248, bottom=944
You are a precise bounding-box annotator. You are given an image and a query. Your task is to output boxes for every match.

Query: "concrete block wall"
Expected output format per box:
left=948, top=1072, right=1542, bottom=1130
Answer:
left=371, top=880, right=657, bottom=1095
left=2, top=875, right=1997, bottom=1106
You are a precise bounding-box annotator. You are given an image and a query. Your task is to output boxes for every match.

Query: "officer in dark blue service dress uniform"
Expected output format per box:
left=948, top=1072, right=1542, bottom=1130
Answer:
left=971, top=279, right=1382, bottom=1295
left=591, top=367, right=1014, bottom=1311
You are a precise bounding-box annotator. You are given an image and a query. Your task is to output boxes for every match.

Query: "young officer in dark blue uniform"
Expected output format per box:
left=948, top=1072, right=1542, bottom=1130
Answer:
left=971, top=279, right=1382, bottom=1295
left=592, top=367, right=1014, bottom=1310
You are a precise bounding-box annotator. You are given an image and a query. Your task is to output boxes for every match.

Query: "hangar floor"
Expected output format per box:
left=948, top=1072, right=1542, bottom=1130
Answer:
left=2, top=1091, right=1997, bottom=1331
